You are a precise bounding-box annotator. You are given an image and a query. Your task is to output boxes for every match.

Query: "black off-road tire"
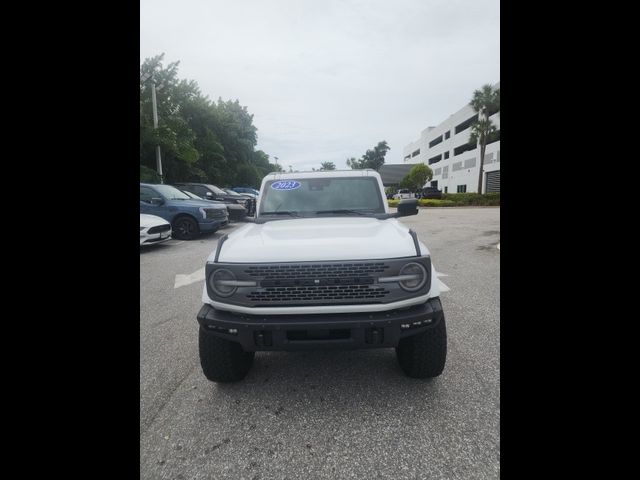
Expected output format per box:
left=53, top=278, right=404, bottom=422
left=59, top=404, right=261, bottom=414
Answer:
left=199, top=327, right=255, bottom=382
left=396, top=314, right=447, bottom=378
left=172, top=215, right=199, bottom=240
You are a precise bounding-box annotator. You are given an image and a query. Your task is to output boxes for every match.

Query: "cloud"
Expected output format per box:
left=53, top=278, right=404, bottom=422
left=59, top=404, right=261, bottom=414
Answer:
left=141, top=0, right=499, bottom=171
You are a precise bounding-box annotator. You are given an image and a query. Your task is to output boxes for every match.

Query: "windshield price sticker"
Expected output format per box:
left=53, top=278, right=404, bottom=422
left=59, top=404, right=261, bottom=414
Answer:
left=271, top=181, right=301, bottom=191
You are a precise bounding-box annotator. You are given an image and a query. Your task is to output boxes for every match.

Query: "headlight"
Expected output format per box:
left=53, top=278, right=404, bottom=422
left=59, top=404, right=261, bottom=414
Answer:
left=398, top=262, right=427, bottom=291
left=210, top=269, right=237, bottom=297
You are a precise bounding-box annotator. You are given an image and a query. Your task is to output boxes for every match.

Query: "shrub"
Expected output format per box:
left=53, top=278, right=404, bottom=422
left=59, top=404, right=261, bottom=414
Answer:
left=419, top=199, right=456, bottom=207
left=140, top=165, right=161, bottom=183
left=388, top=192, right=499, bottom=208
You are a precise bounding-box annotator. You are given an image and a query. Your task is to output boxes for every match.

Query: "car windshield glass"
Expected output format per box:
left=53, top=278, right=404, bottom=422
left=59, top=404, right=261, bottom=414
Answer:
left=260, top=177, right=384, bottom=215
left=225, top=189, right=241, bottom=196
left=151, top=184, right=191, bottom=200
left=208, top=185, right=227, bottom=195
left=183, top=190, right=203, bottom=200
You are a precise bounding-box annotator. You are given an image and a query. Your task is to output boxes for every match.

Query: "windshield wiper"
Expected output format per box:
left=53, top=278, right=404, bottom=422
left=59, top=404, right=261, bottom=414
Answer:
left=261, top=211, right=302, bottom=217
left=315, top=209, right=373, bottom=216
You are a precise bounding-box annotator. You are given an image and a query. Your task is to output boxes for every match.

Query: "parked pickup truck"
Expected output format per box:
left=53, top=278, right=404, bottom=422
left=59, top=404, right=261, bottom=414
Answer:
left=140, top=183, right=228, bottom=240
left=197, top=170, right=447, bottom=382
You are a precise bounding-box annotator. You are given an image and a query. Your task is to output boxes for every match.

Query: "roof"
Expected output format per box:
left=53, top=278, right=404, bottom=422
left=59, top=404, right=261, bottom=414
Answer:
left=377, top=164, right=414, bottom=185
left=263, top=169, right=380, bottom=180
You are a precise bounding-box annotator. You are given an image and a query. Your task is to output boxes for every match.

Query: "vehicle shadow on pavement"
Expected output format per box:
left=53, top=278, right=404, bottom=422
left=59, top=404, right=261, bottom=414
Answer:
left=139, top=244, right=174, bottom=255
left=212, top=349, right=446, bottom=407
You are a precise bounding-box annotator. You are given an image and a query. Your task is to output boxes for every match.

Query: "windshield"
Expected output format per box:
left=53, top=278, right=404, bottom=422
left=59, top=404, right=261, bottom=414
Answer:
left=207, top=185, right=227, bottom=195
left=152, top=184, right=191, bottom=200
left=225, top=189, right=242, bottom=196
left=183, top=190, right=203, bottom=200
left=259, top=177, right=384, bottom=216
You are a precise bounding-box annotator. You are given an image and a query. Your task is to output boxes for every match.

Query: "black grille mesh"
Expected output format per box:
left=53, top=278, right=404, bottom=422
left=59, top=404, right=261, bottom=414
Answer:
left=246, top=284, right=389, bottom=302
left=148, top=224, right=171, bottom=234
left=244, top=263, right=389, bottom=279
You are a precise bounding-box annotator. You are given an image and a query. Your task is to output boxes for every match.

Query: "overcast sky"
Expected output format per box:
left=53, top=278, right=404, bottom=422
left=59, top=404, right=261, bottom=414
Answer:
left=140, top=0, right=499, bottom=171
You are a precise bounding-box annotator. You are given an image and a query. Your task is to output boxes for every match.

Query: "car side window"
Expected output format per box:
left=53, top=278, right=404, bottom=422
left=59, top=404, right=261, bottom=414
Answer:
left=193, top=186, right=208, bottom=197
left=140, top=186, right=157, bottom=203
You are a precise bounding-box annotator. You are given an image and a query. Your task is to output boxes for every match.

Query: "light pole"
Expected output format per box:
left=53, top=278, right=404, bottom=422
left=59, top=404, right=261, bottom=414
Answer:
left=141, top=71, right=165, bottom=183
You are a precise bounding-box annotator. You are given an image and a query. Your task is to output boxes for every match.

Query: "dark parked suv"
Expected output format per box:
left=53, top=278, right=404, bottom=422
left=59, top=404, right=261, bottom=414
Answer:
left=420, top=187, right=443, bottom=199
left=173, top=183, right=251, bottom=219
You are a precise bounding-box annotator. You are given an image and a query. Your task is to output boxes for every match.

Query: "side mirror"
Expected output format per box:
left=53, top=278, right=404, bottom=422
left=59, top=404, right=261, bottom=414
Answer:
left=151, top=197, right=164, bottom=205
left=205, top=192, right=214, bottom=199
left=396, top=198, right=419, bottom=217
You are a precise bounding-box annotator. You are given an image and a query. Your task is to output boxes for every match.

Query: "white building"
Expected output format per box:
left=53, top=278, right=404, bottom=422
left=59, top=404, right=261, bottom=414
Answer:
left=402, top=83, right=500, bottom=193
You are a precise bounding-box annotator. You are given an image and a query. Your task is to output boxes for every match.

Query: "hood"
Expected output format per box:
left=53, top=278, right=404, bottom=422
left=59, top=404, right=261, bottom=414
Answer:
left=140, top=214, right=170, bottom=227
left=213, top=217, right=424, bottom=263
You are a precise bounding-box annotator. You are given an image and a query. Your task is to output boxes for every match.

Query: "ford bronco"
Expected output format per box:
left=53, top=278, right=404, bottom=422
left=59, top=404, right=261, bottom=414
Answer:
left=197, top=169, right=447, bottom=381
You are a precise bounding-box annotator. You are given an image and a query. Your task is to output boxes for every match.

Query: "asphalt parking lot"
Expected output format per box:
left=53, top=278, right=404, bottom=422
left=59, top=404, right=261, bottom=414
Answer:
left=140, top=207, right=500, bottom=479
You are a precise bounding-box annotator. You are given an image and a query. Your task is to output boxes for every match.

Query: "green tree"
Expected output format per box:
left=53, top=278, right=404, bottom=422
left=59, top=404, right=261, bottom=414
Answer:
left=140, top=54, right=273, bottom=187
left=400, top=163, right=433, bottom=191
left=320, top=161, right=336, bottom=170
left=346, top=141, right=390, bottom=170
left=469, top=84, right=500, bottom=194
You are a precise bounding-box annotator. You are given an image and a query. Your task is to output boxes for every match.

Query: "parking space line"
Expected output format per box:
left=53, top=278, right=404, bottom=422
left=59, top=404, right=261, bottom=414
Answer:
left=174, top=267, right=205, bottom=289
left=436, top=271, right=451, bottom=292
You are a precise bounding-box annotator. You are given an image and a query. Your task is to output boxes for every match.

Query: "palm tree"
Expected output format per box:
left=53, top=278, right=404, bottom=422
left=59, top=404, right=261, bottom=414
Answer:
left=469, top=84, right=500, bottom=194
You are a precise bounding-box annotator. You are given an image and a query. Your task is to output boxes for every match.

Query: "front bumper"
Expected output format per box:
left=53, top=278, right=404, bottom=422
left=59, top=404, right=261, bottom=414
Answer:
left=140, top=231, right=172, bottom=245
left=197, top=297, right=443, bottom=351
left=226, top=205, right=247, bottom=220
left=199, top=218, right=228, bottom=232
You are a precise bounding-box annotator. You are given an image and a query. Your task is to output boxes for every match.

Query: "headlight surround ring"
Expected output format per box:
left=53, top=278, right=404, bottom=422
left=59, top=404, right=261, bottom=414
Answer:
left=398, top=262, right=428, bottom=292
left=210, top=268, right=237, bottom=297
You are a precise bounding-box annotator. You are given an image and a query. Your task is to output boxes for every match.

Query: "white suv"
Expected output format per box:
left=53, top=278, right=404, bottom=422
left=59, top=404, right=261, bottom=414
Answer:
left=197, top=170, right=447, bottom=382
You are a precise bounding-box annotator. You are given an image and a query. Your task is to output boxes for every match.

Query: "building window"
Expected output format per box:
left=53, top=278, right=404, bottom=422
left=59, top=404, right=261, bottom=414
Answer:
left=454, top=143, right=476, bottom=156
left=444, top=186, right=448, bottom=193
left=404, top=155, right=411, bottom=161
left=429, top=135, right=443, bottom=148
left=444, top=151, right=450, bottom=159
left=452, top=161, right=463, bottom=172
left=457, top=185, right=467, bottom=193
left=454, top=114, right=478, bottom=134
left=428, top=154, right=442, bottom=165
left=431, top=180, right=438, bottom=188
left=411, top=149, right=420, bottom=157
left=434, top=167, right=441, bottom=176
left=444, top=131, right=451, bottom=139
left=464, top=157, right=476, bottom=168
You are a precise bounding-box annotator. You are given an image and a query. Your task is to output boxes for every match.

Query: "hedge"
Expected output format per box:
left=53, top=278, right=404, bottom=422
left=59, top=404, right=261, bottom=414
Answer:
left=441, top=192, right=500, bottom=205
left=388, top=192, right=499, bottom=208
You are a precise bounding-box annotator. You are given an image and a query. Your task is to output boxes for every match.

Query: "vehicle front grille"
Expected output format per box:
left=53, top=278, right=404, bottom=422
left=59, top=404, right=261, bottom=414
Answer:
left=246, top=284, right=389, bottom=303
left=240, top=262, right=393, bottom=305
left=244, top=262, right=389, bottom=279
left=206, top=258, right=431, bottom=307
left=148, top=224, right=171, bottom=234
left=204, top=208, right=227, bottom=219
